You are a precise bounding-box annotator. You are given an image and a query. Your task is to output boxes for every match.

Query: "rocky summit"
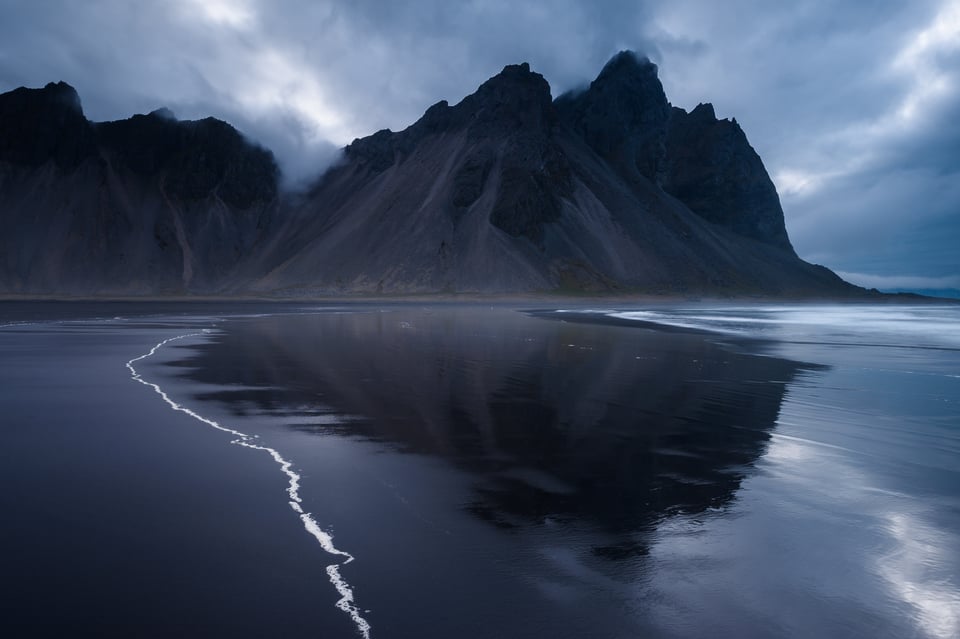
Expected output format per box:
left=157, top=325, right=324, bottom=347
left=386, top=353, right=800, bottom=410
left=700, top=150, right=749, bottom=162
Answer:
left=0, top=52, right=859, bottom=297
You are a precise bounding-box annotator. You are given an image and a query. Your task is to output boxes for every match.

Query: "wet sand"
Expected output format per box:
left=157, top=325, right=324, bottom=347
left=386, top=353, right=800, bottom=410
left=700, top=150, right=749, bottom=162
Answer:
left=0, top=319, right=357, bottom=637
left=1, top=303, right=957, bottom=638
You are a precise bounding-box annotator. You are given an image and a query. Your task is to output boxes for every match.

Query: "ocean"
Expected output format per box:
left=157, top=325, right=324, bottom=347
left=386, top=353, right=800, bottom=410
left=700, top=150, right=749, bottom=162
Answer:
left=1, top=302, right=957, bottom=638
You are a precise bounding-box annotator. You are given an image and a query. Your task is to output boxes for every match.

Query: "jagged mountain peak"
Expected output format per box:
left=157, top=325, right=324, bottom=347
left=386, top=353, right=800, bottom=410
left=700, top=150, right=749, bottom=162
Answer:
left=580, top=50, right=664, bottom=105
left=343, top=61, right=557, bottom=175
left=148, top=106, right=176, bottom=120
left=450, top=61, right=555, bottom=135
left=594, top=50, right=659, bottom=83
left=472, top=62, right=548, bottom=97
left=0, top=80, right=86, bottom=124
left=556, top=50, right=671, bottom=183
left=689, top=102, right=717, bottom=120
left=0, top=80, right=94, bottom=168
left=95, top=112, right=278, bottom=209
left=664, top=102, right=793, bottom=251
left=39, top=80, right=84, bottom=111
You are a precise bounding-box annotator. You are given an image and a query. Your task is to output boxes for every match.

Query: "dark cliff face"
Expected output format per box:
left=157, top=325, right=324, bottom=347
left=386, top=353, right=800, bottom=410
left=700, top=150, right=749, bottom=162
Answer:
left=342, top=63, right=572, bottom=245
left=0, top=82, right=97, bottom=169
left=344, top=62, right=557, bottom=164
left=0, top=82, right=279, bottom=295
left=557, top=52, right=793, bottom=253
left=664, top=103, right=794, bottom=252
left=96, top=111, right=278, bottom=209
left=459, top=63, right=572, bottom=243
left=0, top=81, right=279, bottom=206
left=556, top=52, right=671, bottom=185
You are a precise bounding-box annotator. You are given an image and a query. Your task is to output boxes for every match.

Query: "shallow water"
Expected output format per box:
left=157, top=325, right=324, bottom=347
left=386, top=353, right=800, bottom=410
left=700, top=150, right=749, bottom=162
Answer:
left=1, top=302, right=957, bottom=638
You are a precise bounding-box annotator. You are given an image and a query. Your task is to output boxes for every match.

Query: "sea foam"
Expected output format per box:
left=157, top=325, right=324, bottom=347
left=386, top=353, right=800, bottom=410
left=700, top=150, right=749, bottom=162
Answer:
left=127, top=332, right=372, bottom=638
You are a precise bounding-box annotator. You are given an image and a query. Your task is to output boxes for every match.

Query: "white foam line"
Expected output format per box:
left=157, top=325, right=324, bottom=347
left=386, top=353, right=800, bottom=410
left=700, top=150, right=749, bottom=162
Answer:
left=127, top=332, right=372, bottom=639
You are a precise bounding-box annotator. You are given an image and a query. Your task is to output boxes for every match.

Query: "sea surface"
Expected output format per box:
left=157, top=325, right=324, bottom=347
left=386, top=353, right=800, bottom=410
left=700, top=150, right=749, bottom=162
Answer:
left=1, top=301, right=958, bottom=638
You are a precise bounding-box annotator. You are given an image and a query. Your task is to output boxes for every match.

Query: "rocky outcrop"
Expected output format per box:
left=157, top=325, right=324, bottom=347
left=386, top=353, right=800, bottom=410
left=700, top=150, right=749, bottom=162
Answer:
left=340, top=64, right=573, bottom=244
left=664, top=102, right=794, bottom=251
left=96, top=110, right=277, bottom=209
left=0, top=81, right=97, bottom=169
left=556, top=52, right=671, bottom=185
left=462, top=64, right=573, bottom=243
left=556, top=53, right=793, bottom=252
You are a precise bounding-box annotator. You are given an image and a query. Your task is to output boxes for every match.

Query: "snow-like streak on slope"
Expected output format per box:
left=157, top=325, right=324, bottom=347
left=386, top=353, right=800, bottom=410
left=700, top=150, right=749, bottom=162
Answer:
left=127, top=332, right=372, bottom=639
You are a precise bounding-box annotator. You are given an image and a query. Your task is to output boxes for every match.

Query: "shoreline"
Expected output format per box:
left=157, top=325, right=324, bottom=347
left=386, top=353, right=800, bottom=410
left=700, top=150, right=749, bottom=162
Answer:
left=0, top=289, right=954, bottom=305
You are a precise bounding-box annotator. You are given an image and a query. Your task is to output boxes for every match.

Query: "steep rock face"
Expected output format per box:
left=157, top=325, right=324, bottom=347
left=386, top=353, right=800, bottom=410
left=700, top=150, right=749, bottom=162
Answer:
left=464, top=65, right=573, bottom=243
left=341, top=64, right=572, bottom=244
left=0, top=82, right=278, bottom=295
left=0, top=82, right=97, bottom=169
left=96, top=110, right=277, bottom=209
left=556, top=52, right=671, bottom=185
left=252, top=63, right=583, bottom=294
left=664, top=103, right=794, bottom=251
left=557, top=53, right=793, bottom=252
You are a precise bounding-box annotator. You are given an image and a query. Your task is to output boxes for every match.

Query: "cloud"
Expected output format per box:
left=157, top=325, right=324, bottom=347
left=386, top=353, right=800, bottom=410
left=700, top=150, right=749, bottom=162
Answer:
left=785, top=163, right=960, bottom=272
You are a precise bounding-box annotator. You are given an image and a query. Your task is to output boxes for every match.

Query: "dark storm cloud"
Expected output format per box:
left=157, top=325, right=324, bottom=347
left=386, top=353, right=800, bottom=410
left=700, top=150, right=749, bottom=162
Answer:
left=0, top=0, right=956, bottom=288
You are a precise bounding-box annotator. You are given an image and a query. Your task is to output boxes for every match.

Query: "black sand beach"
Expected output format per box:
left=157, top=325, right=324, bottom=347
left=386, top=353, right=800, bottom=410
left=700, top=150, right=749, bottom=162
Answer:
left=1, top=302, right=958, bottom=638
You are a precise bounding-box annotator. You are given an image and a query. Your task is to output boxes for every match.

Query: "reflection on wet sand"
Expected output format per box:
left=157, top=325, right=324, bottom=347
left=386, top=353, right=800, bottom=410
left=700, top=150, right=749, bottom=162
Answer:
left=171, top=306, right=818, bottom=556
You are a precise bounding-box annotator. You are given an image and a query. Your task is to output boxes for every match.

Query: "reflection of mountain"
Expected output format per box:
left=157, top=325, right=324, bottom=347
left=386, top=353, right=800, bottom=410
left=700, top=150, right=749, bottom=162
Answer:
left=174, top=307, right=816, bottom=552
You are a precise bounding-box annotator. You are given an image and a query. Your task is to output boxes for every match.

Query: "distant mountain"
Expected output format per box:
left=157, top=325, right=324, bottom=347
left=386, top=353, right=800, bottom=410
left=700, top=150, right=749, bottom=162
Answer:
left=880, top=288, right=960, bottom=300
left=0, top=53, right=863, bottom=297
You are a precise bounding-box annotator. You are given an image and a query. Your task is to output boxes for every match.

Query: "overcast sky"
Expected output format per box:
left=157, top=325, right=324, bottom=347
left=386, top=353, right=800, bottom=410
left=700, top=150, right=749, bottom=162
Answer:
left=1, top=0, right=957, bottom=293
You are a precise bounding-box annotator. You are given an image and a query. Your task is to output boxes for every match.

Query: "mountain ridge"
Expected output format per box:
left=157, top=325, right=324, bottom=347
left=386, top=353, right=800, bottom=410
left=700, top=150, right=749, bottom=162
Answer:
left=0, top=52, right=863, bottom=298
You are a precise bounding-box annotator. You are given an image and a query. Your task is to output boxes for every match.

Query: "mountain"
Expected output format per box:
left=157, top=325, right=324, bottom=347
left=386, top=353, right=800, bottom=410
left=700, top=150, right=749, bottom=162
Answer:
left=250, top=53, right=849, bottom=296
left=0, top=54, right=860, bottom=297
left=0, top=82, right=278, bottom=295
